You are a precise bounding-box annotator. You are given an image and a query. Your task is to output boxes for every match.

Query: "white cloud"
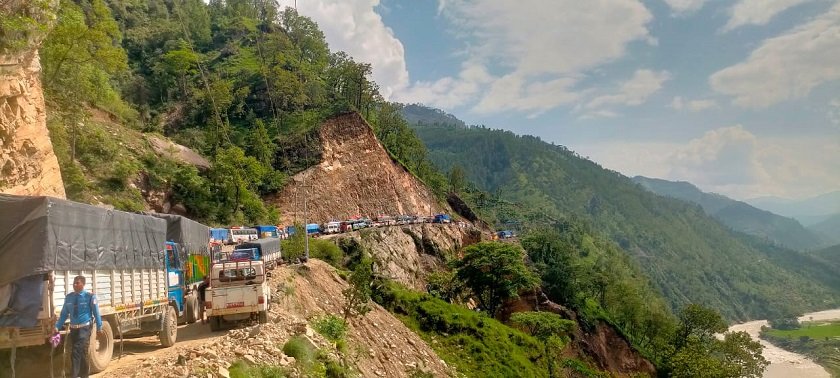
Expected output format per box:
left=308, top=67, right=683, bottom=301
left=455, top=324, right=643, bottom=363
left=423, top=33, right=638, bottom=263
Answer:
left=276, top=0, right=409, bottom=99
left=573, top=126, right=840, bottom=199
left=430, top=0, right=653, bottom=114
left=663, top=0, right=708, bottom=15
left=710, top=3, right=840, bottom=108
left=392, top=62, right=493, bottom=109
left=668, top=125, right=768, bottom=186
left=723, top=0, right=820, bottom=32
left=670, top=96, right=718, bottom=111
left=586, top=69, right=670, bottom=110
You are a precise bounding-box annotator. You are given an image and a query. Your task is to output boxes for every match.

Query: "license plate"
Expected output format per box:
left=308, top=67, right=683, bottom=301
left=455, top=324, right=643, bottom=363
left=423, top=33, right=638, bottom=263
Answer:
left=226, top=302, right=244, bottom=308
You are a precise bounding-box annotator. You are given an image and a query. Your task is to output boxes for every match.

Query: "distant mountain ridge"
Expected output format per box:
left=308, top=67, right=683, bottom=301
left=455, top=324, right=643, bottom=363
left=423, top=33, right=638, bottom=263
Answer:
left=747, top=191, right=840, bottom=226
left=809, top=214, right=840, bottom=246
left=633, top=176, right=824, bottom=251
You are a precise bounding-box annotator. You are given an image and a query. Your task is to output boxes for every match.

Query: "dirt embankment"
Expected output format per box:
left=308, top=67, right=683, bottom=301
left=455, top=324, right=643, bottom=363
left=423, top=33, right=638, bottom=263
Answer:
left=266, top=112, right=451, bottom=226
left=91, top=259, right=451, bottom=378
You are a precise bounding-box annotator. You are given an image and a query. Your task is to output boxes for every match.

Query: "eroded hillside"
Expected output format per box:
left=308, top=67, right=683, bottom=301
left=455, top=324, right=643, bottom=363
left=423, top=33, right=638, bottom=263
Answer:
left=267, top=112, right=451, bottom=226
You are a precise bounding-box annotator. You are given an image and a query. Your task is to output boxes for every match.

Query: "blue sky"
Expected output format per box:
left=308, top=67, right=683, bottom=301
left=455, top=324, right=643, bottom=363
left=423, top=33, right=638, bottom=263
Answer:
left=278, top=0, right=840, bottom=201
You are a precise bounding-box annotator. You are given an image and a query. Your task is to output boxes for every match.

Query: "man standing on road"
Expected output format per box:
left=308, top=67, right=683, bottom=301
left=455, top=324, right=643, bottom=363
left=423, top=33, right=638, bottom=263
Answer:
left=55, top=275, right=103, bottom=378
left=197, top=275, right=210, bottom=324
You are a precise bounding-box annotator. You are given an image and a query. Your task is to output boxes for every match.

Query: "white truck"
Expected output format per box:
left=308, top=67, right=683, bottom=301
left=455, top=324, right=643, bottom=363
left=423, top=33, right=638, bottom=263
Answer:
left=0, top=195, right=181, bottom=376
left=205, top=259, right=271, bottom=331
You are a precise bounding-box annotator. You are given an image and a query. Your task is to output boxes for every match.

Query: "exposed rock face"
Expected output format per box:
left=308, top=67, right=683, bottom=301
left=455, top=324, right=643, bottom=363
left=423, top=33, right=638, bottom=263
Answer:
left=333, top=223, right=480, bottom=290
left=267, top=112, right=450, bottom=225
left=0, top=3, right=64, bottom=198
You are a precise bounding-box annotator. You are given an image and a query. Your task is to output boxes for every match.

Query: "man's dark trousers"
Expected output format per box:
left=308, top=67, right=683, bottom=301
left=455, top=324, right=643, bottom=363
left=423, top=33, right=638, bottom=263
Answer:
left=70, top=325, right=91, bottom=378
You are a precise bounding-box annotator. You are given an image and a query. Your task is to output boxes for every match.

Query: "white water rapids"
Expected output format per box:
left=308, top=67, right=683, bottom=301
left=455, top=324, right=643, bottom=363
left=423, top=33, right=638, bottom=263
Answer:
left=728, top=309, right=840, bottom=378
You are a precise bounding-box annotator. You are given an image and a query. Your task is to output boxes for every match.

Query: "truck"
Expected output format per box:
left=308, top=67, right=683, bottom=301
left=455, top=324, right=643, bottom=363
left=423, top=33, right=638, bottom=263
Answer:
left=433, top=214, right=452, bottom=224
left=229, top=227, right=258, bottom=244
left=146, top=213, right=212, bottom=325
left=234, top=238, right=282, bottom=269
left=205, top=258, right=271, bottom=331
left=210, top=228, right=230, bottom=244
left=323, top=221, right=341, bottom=234
left=306, top=223, right=321, bottom=236
left=0, top=194, right=180, bottom=374
left=254, top=225, right=278, bottom=238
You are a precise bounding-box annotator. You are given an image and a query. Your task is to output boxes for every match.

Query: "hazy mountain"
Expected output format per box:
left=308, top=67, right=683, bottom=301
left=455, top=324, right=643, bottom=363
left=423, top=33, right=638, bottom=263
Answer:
left=809, top=214, right=840, bottom=246
left=633, top=176, right=823, bottom=251
left=748, top=191, right=840, bottom=226
left=400, top=104, right=467, bottom=129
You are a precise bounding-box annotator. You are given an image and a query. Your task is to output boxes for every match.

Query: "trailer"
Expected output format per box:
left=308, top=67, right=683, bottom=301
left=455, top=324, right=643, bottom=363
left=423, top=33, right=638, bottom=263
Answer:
left=146, top=213, right=212, bottom=324
left=0, top=194, right=179, bottom=374
left=235, top=238, right=281, bottom=269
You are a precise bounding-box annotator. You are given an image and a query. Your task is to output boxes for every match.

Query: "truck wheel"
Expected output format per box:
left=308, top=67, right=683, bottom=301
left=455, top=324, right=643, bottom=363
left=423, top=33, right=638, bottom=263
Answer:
left=159, top=306, right=178, bottom=347
left=209, top=316, right=222, bottom=332
left=186, top=295, right=198, bottom=324
left=258, top=311, right=268, bottom=324
left=88, top=320, right=114, bottom=373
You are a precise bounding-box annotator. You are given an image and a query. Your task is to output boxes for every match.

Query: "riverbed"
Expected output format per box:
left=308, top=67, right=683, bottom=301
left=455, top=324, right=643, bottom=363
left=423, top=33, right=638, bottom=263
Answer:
left=729, top=309, right=840, bottom=378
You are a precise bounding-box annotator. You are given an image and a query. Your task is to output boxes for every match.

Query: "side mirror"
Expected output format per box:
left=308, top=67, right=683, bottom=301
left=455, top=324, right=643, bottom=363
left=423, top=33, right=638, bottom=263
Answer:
left=266, top=272, right=272, bottom=278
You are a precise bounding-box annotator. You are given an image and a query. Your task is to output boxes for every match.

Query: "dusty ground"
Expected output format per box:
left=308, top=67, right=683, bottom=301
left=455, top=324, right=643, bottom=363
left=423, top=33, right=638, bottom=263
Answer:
left=77, top=259, right=452, bottom=377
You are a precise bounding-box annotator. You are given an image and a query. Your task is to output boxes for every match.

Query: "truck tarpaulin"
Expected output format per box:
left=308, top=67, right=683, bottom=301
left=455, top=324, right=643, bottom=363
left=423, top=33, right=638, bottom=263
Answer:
left=238, top=238, right=281, bottom=258
left=145, top=213, right=210, bottom=256
left=0, top=194, right=166, bottom=327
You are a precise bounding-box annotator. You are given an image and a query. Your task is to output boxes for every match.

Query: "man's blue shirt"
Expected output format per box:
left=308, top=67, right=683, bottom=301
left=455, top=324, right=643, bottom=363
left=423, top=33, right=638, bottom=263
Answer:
left=55, top=291, right=103, bottom=331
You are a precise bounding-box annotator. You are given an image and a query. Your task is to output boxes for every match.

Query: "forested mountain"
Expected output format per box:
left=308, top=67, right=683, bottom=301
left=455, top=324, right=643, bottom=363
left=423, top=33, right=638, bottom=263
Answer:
left=633, top=176, right=823, bottom=251
left=812, top=244, right=840, bottom=267
left=408, top=118, right=840, bottom=321
left=809, top=214, right=840, bottom=246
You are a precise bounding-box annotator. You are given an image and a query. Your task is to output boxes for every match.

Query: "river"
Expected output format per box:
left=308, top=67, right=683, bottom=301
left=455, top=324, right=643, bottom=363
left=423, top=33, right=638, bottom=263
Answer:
left=729, top=308, right=840, bottom=378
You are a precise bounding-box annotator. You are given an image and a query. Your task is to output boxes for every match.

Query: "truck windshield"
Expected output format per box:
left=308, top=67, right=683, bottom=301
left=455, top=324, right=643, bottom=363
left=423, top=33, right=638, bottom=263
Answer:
left=218, top=267, right=257, bottom=282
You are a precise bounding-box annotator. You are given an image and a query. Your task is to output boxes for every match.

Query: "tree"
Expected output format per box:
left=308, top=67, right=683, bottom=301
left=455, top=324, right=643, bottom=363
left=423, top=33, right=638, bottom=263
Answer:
left=454, top=242, right=540, bottom=317
left=449, top=164, right=466, bottom=194
left=342, top=255, right=373, bottom=322
left=669, top=304, right=768, bottom=378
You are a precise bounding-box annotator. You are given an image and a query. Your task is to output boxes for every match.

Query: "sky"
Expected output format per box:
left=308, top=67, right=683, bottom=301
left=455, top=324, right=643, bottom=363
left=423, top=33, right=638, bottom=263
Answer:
left=276, top=0, right=840, bottom=201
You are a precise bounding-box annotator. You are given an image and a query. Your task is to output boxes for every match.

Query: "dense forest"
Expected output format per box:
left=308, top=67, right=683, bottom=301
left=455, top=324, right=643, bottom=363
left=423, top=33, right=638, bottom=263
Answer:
left=38, top=0, right=444, bottom=225
left=406, top=105, right=840, bottom=322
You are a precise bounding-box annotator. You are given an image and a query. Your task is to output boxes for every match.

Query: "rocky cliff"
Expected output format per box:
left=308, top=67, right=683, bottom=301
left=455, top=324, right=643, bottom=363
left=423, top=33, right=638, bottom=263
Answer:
left=266, top=112, right=450, bottom=225
left=332, top=223, right=482, bottom=291
left=0, top=2, right=64, bottom=198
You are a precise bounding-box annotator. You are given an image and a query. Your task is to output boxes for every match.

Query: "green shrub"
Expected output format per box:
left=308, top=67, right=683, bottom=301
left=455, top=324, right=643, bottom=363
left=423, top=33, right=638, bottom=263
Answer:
left=310, top=239, right=344, bottom=268
left=228, top=360, right=287, bottom=378
left=313, top=315, right=347, bottom=343
left=283, top=335, right=315, bottom=365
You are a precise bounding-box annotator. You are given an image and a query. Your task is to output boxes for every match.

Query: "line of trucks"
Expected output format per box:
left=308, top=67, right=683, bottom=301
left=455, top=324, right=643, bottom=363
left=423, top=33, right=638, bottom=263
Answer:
left=0, top=194, right=280, bottom=374
left=216, top=213, right=454, bottom=242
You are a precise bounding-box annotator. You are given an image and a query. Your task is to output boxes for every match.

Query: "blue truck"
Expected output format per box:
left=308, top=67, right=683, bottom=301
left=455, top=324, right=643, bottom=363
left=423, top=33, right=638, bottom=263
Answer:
left=433, top=214, right=452, bottom=224
left=210, top=228, right=229, bottom=243
left=255, top=225, right=279, bottom=238
left=148, top=213, right=213, bottom=325
left=306, top=223, right=321, bottom=235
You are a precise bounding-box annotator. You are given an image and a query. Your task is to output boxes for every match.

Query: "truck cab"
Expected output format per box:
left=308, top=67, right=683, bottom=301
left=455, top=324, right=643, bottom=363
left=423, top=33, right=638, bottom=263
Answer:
left=205, top=259, right=270, bottom=331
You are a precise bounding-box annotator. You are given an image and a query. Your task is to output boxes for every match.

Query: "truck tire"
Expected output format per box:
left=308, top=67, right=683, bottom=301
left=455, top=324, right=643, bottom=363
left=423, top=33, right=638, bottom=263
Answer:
left=185, top=295, right=198, bottom=324
left=258, top=310, right=268, bottom=324
left=159, top=306, right=178, bottom=347
left=88, top=320, right=114, bottom=373
left=209, top=316, right=222, bottom=332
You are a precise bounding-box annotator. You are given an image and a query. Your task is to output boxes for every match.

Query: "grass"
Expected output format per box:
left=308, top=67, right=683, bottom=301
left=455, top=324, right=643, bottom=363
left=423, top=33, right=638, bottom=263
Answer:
left=228, top=360, right=287, bottom=378
left=373, top=280, right=551, bottom=378
left=764, top=321, right=840, bottom=339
